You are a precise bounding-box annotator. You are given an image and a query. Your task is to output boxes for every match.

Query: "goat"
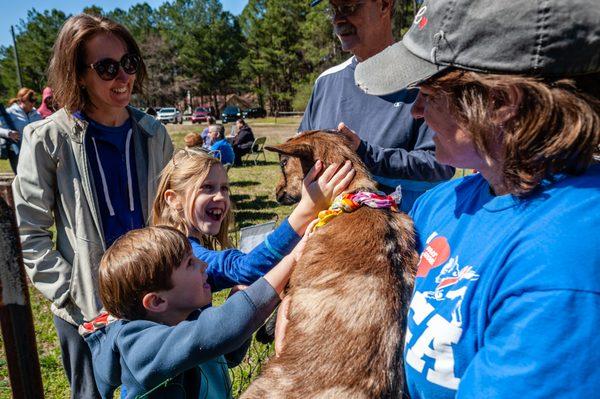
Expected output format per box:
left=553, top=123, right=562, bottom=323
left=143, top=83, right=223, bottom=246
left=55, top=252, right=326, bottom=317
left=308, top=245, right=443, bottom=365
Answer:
left=241, top=130, right=418, bottom=399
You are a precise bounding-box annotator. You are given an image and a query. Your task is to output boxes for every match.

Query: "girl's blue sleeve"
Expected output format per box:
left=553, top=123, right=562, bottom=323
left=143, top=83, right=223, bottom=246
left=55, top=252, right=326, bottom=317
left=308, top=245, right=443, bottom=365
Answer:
left=191, top=218, right=301, bottom=290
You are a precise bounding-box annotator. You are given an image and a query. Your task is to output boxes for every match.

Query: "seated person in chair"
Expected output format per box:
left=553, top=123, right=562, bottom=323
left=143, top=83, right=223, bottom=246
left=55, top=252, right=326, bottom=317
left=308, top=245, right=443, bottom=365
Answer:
left=209, top=124, right=235, bottom=166
left=232, top=119, right=255, bottom=166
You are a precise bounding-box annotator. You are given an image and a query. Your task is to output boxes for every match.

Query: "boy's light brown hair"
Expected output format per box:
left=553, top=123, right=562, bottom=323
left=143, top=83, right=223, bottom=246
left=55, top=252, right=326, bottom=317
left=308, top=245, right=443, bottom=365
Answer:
left=99, top=226, right=190, bottom=320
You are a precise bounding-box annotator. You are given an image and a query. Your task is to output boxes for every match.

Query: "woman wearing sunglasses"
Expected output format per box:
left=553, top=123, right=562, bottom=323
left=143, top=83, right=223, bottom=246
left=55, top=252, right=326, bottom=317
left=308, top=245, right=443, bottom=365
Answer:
left=11, top=14, right=173, bottom=398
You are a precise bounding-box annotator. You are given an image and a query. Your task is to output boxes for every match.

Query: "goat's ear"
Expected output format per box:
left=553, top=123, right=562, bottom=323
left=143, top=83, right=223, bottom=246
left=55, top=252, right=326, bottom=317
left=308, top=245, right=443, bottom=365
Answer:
left=265, top=142, right=313, bottom=159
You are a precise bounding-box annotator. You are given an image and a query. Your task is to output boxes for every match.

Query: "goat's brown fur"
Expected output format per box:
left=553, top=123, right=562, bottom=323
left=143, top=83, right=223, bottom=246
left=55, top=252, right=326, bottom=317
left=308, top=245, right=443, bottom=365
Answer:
left=241, top=131, right=418, bottom=399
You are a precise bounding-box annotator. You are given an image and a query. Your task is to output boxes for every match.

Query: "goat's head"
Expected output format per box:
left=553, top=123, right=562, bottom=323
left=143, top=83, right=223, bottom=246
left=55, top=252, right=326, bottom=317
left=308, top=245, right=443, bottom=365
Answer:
left=266, top=130, right=376, bottom=205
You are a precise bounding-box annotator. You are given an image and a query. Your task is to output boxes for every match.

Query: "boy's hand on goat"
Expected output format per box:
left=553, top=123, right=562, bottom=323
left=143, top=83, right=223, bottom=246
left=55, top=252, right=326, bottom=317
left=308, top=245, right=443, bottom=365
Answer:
left=274, top=295, right=291, bottom=357
left=291, top=219, right=319, bottom=262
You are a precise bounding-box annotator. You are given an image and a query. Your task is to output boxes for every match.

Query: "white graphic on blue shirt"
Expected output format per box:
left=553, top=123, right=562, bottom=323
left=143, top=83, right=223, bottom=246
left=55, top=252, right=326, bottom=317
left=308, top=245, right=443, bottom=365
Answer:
left=405, top=232, right=479, bottom=390
left=423, top=256, right=479, bottom=325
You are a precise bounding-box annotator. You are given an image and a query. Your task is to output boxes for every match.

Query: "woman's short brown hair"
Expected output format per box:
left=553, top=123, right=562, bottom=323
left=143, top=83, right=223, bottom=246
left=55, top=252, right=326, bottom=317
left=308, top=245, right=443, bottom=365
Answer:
left=423, top=70, right=600, bottom=196
left=99, top=226, right=190, bottom=320
left=48, top=13, right=147, bottom=113
left=184, top=132, right=203, bottom=148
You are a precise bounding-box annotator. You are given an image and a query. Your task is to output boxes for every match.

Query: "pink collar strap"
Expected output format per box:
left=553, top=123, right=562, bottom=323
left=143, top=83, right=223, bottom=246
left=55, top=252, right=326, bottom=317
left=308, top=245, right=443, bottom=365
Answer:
left=313, top=191, right=399, bottom=231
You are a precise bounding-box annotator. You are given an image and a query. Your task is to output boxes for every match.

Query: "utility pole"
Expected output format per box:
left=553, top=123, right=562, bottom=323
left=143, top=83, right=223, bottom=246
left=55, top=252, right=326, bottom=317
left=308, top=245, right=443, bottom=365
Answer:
left=11, top=26, right=23, bottom=88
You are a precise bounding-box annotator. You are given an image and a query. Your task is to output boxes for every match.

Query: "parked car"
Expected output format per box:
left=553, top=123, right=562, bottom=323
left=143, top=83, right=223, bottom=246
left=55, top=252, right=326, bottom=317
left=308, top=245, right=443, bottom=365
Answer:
left=156, top=107, right=183, bottom=124
left=191, top=107, right=211, bottom=124
left=242, top=107, right=267, bottom=119
left=221, top=106, right=242, bottom=124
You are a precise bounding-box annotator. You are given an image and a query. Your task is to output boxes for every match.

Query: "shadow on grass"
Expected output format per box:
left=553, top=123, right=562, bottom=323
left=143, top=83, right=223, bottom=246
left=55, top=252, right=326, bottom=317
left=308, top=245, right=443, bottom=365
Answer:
left=234, top=160, right=278, bottom=167
left=231, top=194, right=250, bottom=203
left=231, top=195, right=280, bottom=228
left=234, top=211, right=279, bottom=228
left=235, top=195, right=279, bottom=210
left=230, top=180, right=260, bottom=188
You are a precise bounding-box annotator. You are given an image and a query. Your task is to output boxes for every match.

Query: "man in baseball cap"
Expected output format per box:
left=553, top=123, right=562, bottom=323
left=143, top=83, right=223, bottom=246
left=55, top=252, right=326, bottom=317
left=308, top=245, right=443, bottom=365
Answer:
left=354, top=1, right=600, bottom=398
left=299, top=0, right=455, bottom=212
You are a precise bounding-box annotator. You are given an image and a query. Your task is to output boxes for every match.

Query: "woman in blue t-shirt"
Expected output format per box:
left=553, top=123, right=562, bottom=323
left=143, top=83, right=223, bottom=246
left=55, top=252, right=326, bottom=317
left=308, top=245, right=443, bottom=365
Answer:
left=353, top=1, right=600, bottom=398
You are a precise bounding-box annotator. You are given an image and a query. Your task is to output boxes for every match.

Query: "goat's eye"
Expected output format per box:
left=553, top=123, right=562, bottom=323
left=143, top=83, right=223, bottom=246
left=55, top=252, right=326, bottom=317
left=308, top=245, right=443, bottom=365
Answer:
left=280, top=158, right=288, bottom=168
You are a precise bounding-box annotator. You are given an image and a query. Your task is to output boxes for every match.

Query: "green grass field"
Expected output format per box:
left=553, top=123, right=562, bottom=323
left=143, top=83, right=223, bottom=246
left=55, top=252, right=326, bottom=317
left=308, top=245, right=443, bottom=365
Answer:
left=0, top=121, right=298, bottom=398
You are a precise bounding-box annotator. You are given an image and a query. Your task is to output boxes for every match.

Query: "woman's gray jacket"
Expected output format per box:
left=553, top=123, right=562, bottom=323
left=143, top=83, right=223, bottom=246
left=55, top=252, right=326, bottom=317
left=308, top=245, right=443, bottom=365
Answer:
left=12, top=107, right=174, bottom=325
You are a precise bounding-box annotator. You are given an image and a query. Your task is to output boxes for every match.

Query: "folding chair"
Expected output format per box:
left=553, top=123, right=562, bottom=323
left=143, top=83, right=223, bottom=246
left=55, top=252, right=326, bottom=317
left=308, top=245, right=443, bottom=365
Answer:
left=238, top=220, right=276, bottom=253
left=243, top=137, right=267, bottom=165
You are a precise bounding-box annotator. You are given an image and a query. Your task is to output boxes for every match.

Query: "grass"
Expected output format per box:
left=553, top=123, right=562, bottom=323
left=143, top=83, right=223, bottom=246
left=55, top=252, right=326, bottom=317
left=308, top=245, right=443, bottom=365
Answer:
left=0, top=121, right=298, bottom=399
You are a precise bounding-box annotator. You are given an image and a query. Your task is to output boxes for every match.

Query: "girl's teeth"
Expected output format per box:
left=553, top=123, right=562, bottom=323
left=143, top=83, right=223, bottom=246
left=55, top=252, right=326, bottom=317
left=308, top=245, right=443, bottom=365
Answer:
left=207, top=209, right=223, bottom=218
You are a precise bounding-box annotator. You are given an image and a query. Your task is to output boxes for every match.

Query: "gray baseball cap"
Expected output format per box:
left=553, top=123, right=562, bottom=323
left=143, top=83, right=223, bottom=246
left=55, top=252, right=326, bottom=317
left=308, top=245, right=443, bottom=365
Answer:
left=355, top=0, right=600, bottom=96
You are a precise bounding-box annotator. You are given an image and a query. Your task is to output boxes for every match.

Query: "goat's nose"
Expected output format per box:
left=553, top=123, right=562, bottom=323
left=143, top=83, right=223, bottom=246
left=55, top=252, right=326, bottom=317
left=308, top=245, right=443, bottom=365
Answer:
left=276, top=190, right=286, bottom=204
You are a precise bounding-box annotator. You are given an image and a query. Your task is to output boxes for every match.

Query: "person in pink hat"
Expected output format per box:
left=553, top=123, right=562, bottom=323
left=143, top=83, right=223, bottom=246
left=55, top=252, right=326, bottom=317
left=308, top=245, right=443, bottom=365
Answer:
left=36, top=86, right=56, bottom=119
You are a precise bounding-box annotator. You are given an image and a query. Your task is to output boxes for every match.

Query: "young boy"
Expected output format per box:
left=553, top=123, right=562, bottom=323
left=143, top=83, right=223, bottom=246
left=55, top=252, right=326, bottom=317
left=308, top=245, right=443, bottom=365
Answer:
left=82, top=226, right=297, bottom=398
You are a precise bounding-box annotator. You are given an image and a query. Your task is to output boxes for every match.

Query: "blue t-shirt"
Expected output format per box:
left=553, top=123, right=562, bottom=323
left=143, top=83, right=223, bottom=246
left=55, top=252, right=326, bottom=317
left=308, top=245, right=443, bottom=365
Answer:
left=210, top=139, right=235, bottom=165
left=299, top=56, right=454, bottom=211
left=405, top=165, right=600, bottom=398
left=84, top=116, right=144, bottom=247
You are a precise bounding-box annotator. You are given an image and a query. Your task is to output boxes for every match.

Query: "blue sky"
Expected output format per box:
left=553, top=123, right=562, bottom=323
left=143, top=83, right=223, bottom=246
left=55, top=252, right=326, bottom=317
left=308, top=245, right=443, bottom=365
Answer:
left=0, top=0, right=248, bottom=48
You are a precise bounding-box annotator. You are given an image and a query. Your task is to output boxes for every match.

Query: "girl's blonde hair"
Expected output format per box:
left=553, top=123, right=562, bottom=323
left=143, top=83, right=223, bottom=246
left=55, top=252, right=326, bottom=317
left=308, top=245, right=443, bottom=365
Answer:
left=151, top=149, right=233, bottom=249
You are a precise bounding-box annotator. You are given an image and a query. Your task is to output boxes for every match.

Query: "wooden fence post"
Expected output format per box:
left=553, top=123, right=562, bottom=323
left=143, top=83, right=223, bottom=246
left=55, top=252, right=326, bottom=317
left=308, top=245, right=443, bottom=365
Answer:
left=0, top=173, right=45, bottom=398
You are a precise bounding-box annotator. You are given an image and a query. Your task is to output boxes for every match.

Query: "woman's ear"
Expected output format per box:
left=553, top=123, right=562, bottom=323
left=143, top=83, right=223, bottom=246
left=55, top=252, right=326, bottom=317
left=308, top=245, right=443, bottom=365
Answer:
left=142, top=292, right=167, bottom=313
left=164, top=189, right=183, bottom=211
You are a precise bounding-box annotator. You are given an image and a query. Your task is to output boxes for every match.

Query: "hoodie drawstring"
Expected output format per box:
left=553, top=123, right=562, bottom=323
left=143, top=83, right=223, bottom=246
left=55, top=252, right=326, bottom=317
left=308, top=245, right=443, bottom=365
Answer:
left=91, top=128, right=134, bottom=217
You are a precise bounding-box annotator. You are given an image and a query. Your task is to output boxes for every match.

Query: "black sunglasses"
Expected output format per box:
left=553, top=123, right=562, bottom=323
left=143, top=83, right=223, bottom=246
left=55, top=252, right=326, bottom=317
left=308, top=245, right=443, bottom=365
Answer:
left=88, top=53, right=141, bottom=81
left=325, top=2, right=365, bottom=19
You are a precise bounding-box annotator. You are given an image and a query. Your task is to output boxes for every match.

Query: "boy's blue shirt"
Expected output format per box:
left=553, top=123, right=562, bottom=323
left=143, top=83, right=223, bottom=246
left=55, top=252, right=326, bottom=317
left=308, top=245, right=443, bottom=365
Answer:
left=86, top=278, right=279, bottom=399
left=191, top=218, right=300, bottom=290
left=405, top=164, right=600, bottom=398
left=89, top=219, right=299, bottom=398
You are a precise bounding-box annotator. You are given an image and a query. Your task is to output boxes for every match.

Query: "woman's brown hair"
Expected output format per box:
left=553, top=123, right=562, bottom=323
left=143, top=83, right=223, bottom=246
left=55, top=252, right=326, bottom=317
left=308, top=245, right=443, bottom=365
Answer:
left=47, top=13, right=147, bottom=113
left=423, top=70, right=600, bottom=196
left=8, top=88, right=36, bottom=106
